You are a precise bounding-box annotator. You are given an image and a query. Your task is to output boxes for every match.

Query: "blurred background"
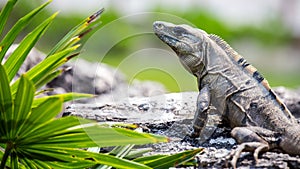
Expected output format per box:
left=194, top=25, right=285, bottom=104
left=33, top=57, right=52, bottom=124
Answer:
left=1, top=0, right=300, bottom=92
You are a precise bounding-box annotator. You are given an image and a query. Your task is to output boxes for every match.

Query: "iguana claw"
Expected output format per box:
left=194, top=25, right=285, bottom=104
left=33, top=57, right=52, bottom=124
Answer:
left=228, top=142, right=269, bottom=169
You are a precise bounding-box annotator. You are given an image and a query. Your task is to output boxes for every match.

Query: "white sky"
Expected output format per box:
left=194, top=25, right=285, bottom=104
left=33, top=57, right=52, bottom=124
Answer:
left=1, top=0, right=299, bottom=35
left=46, top=0, right=300, bottom=36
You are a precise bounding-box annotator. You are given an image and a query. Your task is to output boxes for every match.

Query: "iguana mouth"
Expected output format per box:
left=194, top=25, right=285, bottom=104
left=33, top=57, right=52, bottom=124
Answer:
left=158, top=34, right=179, bottom=45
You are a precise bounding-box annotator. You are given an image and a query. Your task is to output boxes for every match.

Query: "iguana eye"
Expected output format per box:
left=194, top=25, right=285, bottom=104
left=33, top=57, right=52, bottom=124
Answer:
left=156, top=23, right=164, bottom=29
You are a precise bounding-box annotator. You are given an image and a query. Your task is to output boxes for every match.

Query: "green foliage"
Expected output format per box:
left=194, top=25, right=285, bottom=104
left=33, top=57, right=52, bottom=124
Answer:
left=0, top=0, right=50, bottom=61
left=0, top=0, right=17, bottom=37
left=134, top=148, right=203, bottom=168
left=0, top=1, right=203, bottom=168
left=152, top=7, right=291, bottom=45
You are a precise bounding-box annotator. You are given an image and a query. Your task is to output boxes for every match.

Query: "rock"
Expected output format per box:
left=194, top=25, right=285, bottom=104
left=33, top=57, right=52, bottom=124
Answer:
left=274, top=86, right=300, bottom=118
left=90, top=79, right=166, bottom=103
left=65, top=87, right=300, bottom=123
left=50, top=59, right=167, bottom=103
left=65, top=90, right=300, bottom=169
left=3, top=44, right=46, bottom=82
left=48, top=59, right=167, bottom=103
left=4, top=44, right=167, bottom=103
left=47, top=59, right=127, bottom=96
left=64, top=92, right=197, bottom=124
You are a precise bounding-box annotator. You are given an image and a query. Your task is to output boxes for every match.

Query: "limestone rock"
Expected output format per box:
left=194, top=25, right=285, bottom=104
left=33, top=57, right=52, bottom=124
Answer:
left=65, top=90, right=300, bottom=169
left=274, top=86, right=300, bottom=118
left=4, top=44, right=167, bottom=103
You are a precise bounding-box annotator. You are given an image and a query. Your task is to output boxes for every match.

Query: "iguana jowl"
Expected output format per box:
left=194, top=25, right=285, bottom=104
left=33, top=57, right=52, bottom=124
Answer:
left=153, top=21, right=300, bottom=167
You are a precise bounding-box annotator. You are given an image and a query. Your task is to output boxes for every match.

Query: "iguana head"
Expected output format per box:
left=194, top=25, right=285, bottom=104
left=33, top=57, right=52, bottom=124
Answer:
left=153, top=21, right=208, bottom=75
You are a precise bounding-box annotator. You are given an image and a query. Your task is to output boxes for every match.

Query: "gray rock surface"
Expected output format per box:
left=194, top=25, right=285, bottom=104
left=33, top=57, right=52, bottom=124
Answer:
left=65, top=88, right=300, bottom=123
left=4, top=45, right=166, bottom=103
left=65, top=92, right=197, bottom=124
left=3, top=44, right=45, bottom=82
left=65, top=90, right=300, bottom=169
left=274, top=86, right=300, bottom=119
left=50, top=58, right=166, bottom=103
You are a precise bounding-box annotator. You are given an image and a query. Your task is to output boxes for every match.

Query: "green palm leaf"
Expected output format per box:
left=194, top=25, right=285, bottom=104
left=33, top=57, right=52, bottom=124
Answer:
left=1, top=78, right=168, bottom=168
left=18, top=97, right=62, bottom=136
left=4, top=12, right=57, bottom=81
left=23, top=148, right=151, bottom=169
left=11, top=74, right=35, bottom=139
left=34, top=68, right=64, bottom=90
left=10, top=45, right=79, bottom=94
left=135, top=148, right=203, bottom=168
left=0, top=65, right=12, bottom=139
left=0, top=0, right=51, bottom=61
left=48, top=8, right=104, bottom=56
left=0, top=0, right=17, bottom=40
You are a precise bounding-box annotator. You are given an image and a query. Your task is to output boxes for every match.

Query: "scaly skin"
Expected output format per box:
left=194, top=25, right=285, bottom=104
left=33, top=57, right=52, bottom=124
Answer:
left=153, top=21, right=300, bottom=168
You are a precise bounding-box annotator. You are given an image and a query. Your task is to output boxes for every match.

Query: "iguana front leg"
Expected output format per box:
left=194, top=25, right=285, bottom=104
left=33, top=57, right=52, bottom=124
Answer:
left=229, top=126, right=278, bottom=168
left=191, top=85, right=222, bottom=142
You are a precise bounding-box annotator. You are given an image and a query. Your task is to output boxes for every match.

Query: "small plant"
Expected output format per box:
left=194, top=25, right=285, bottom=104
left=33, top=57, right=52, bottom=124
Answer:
left=0, top=1, right=203, bottom=168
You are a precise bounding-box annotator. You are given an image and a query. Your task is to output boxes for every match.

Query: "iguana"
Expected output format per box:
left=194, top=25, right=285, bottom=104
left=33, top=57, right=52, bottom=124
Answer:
left=153, top=21, right=300, bottom=168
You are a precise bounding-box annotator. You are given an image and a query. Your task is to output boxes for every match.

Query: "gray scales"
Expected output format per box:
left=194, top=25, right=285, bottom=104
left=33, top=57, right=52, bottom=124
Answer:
left=153, top=21, right=300, bottom=168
